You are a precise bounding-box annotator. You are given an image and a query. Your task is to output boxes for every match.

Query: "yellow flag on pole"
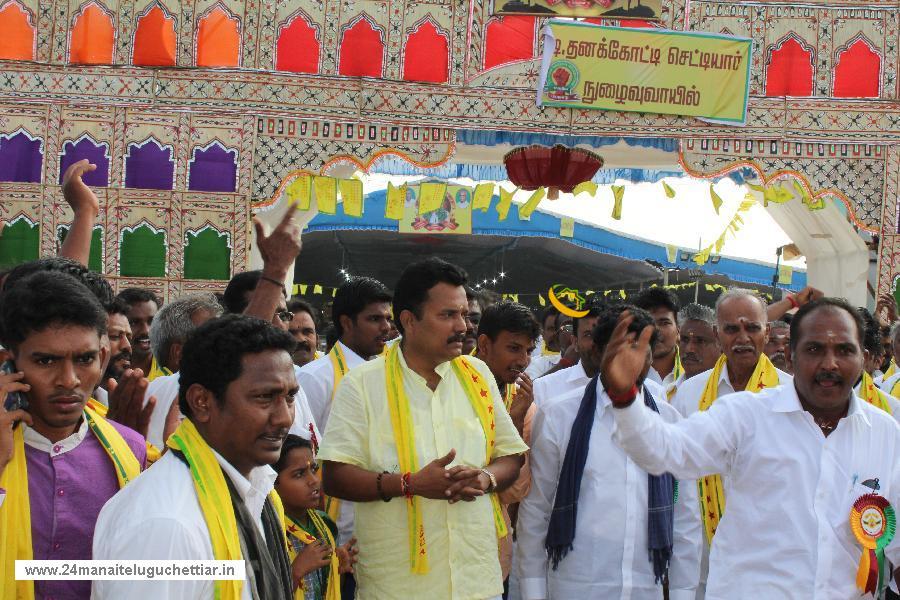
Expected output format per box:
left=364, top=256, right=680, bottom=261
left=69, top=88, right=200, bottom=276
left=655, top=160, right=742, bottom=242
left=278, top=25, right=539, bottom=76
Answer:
left=709, top=185, right=723, bottom=214
left=339, top=178, right=364, bottom=217
left=473, top=183, right=494, bottom=212
left=385, top=183, right=406, bottom=220
left=314, top=177, right=337, bottom=215
left=497, top=188, right=514, bottom=221
left=573, top=181, right=598, bottom=196
left=662, top=181, right=676, bottom=199
left=560, top=217, right=575, bottom=238
left=611, top=185, right=625, bottom=220
left=287, top=175, right=312, bottom=210
left=519, top=188, right=546, bottom=220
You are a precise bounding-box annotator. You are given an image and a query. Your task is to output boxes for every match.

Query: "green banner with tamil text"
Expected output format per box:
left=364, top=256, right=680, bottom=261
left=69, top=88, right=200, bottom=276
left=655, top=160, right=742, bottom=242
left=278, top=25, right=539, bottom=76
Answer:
left=538, top=21, right=752, bottom=123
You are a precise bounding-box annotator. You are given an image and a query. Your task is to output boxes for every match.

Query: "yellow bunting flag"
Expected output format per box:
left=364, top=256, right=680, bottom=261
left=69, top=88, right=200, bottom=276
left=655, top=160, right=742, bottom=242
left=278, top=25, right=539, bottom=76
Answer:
left=560, top=217, right=575, bottom=238
left=332, top=288, right=337, bottom=297
left=473, top=183, right=494, bottom=212
left=314, top=177, right=337, bottom=215
left=510, top=294, right=519, bottom=302
left=519, top=188, right=546, bottom=220
left=709, top=185, right=723, bottom=214
left=538, top=294, right=546, bottom=307
left=662, top=181, right=676, bottom=199
left=418, top=183, right=447, bottom=215
left=611, top=185, right=625, bottom=220
left=287, top=175, right=312, bottom=210
left=573, top=181, right=598, bottom=196
left=300, top=284, right=308, bottom=295
left=778, top=265, right=793, bottom=285
left=666, top=245, right=678, bottom=263
left=497, top=188, right=514, bottom=221
left=313, top=284, right=323, bottom=294
left=292, top=284, right=299, bottom=295
left=619, top=289, right=626, bottom=299
left=385, top=183, right=407, bottom=220
left=339, top=178, right=364, bottom=217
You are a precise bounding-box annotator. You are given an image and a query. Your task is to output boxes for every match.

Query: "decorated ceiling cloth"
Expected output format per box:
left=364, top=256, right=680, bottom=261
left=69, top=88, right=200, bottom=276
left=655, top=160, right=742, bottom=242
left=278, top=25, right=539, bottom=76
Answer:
left=369, top=131, right=755, bottom=185
left=293, top=188, right=807, bottom=293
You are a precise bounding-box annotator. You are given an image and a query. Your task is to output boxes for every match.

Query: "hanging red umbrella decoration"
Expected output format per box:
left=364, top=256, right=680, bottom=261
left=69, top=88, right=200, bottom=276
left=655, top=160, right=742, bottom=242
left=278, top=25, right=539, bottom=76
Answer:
left=503, top=144, right=604, bottom=200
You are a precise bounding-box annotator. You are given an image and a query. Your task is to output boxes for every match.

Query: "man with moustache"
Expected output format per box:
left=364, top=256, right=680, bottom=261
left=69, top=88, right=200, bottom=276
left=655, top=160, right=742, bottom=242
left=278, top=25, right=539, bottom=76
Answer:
left=93, top=315, right=298, bottom=599
left=297, top=276, right=392, bottom=559
left=0, top=272, right=147, bottom=600
left=463, top=287, right=483, bottom=356
left=318, top=257, right=527, bottom=600
left=92, top=298, right=133, bottom=408
left=287, top=298, right=321, bottom=367
left=604, top=298, right=900, bottom=599
left=527, top=313, right=570, bottom=379
left=669, top=304, right=721, bottom=400
left=764, top=320, right=791, bottom=374
left=116, top=287, right=164, bottom=380
left=671, top=288, right=791, bottom=599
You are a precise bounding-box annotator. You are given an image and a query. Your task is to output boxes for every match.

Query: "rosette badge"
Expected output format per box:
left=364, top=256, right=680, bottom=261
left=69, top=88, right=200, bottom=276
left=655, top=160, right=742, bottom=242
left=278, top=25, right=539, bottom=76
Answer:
left=850, top=493, right=896, bottom=595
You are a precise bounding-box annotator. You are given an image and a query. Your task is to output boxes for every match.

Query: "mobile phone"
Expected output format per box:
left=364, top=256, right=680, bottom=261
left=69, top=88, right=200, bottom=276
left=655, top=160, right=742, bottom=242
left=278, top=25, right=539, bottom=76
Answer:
left=1, top=360, right=28, bottom=412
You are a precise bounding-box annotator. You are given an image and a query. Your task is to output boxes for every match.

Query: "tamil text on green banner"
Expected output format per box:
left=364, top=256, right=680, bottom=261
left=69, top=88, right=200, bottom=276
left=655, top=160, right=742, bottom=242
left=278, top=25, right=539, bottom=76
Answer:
left=537, top=21, right=752, bottom=123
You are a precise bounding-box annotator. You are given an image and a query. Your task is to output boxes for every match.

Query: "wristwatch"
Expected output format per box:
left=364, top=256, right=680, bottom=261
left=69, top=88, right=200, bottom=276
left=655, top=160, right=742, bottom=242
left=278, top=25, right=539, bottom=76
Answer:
left=480, top=468, right=497, bottom=493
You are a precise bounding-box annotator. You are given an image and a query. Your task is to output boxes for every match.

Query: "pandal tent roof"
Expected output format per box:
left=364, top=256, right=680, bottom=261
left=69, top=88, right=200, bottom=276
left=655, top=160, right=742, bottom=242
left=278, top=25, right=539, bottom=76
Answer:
left=294, top=188, right=807, bottom=294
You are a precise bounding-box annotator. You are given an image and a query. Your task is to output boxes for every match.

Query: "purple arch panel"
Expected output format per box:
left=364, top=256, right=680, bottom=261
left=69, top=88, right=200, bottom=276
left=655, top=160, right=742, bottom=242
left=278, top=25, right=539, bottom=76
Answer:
left=58, top=137, right=109, bottom=186
left=125, top=141, right=174, bottom=190
left=188, top=143, right=237, bottom=192
left=0, top=132, right=42, bottom=183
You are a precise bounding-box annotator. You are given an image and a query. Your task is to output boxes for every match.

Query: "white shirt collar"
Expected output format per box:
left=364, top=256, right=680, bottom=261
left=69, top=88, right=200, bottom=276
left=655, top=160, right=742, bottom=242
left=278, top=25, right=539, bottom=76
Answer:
left=769, top=381, right=871, bottom=427
left=210, top=448, right=278, bottom=535
left=23, top=417, right=89, bottom=456
left=567, top=360, right=590, bottom=383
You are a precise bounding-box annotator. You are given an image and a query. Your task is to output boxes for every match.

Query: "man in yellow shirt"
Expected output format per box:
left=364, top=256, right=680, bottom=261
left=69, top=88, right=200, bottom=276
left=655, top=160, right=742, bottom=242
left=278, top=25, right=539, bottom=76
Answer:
left=318, top=257, right=528, bottom=600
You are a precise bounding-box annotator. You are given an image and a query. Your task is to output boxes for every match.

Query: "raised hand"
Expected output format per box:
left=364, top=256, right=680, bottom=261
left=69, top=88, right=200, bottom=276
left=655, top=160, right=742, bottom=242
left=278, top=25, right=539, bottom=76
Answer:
left=62, top=159, right=99, bottom=217
left=795, top=286, right=824, bottom=307
left=599, top=311, right=654, bottom=403
left=106, top=368, right=155, bottom=439
left=253, top=208, right=303, bottom=281
left=876, top=293, right=898, bottom=325
left=337, top=537, right=359, bottom=574
left=408, top=449, right=456, bottom=500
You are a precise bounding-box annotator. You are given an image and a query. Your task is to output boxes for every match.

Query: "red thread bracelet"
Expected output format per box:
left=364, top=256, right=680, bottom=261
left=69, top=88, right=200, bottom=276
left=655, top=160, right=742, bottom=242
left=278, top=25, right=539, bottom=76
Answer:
left=401, top=472, right=413, bottom=499
left=787, top=294, right=799, bottom=309
left=607, top=384, right=638, bottom=405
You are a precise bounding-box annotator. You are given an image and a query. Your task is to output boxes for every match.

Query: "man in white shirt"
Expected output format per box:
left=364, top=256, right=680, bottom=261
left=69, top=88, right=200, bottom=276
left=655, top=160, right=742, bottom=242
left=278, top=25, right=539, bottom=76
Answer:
left=668, top=304, right=721, bottom=400
left=527, top=313, right=571, bottom=380
left=142, top=293, right=221, bottom=448
left=670, top=289, right=791, bottom=598
left=603, top=297, right=900, bottom=599
left=635, top=288, right=681, bottom=390
left=296, top=276, right=392, bottom=553
left=517, top=304, right=701, bottom=600
left=532, top=307, right=602, bottom=409
left=297, top=277, right=392, bottom=431
left=93, top=314, right=300, bottom=599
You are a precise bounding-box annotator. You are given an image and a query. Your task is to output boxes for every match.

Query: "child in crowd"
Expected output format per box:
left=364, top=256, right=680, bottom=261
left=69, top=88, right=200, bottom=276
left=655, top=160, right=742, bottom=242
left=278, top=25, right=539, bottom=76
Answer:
left=275, top=434, right=358, bottom=600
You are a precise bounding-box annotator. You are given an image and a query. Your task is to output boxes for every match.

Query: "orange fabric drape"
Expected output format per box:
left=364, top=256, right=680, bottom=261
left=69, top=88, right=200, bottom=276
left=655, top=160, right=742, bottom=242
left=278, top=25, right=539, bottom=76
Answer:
left=0, top=2, right=35, bottom=61
left=69, top=3, right=114, bottom=64
left=196, top=7, right=239, bottom=67
left=133, top=6, right=176, bottom=66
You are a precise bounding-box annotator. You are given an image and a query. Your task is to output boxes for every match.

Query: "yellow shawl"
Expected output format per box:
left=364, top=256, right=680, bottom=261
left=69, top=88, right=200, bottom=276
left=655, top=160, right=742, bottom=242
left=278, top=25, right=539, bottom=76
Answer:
left=697, top=354, right=780, bottom=544
left=285, top=511, right=340, bottom=600
left=0, top=403, right=141, bottom=600
left=166, top=419, right=288, bottom=600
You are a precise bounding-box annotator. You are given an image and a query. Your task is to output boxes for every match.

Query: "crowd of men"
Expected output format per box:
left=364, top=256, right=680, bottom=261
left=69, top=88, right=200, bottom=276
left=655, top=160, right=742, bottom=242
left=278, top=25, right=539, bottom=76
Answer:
left=3, top=162, right=900, bottom=600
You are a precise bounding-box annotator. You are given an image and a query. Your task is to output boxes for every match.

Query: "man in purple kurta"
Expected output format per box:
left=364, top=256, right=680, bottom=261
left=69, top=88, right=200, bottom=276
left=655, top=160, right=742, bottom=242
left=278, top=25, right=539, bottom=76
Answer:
left=0, top=270, right=146, bottom=599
